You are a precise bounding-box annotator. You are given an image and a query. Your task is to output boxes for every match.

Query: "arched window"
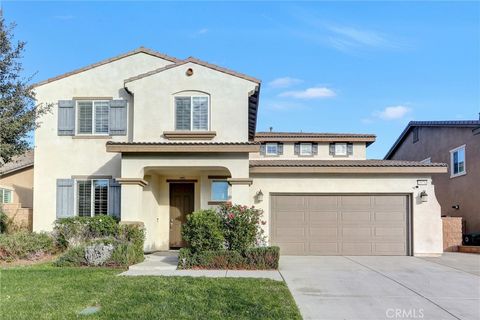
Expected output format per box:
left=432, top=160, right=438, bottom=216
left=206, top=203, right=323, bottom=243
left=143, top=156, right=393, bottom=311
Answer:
left=174, top=91, right=210, bottom=131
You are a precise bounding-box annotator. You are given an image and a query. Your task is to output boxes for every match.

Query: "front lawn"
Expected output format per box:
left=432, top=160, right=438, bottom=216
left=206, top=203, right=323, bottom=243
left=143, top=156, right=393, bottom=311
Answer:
left=0, top=265, right=301, bottom=320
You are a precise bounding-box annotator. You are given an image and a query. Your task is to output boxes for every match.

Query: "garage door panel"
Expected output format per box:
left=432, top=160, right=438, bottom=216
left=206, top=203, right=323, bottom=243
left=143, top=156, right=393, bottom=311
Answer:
left=271, top=194, right=409, bottom=256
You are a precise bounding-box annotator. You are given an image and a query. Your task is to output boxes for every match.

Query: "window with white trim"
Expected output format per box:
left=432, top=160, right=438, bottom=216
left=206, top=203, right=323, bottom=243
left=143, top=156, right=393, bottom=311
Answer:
left=175, top=96, right=209, bottom=131
left=265, top=143, right=278, bottom=156
left=334, top=143, right=347, bottom=156
left=76, top=179, right=108, bottom=216
left=211, top=180, right=231, bottom=201
left=0, top=188, right=13, bottom=204
left=450, top=145, right=466, bottom=177
left=77, top=100, right=110, bottom=135
left=300, top=143, right=313, bottom=156
left=420, top=157, right=431, bottom=164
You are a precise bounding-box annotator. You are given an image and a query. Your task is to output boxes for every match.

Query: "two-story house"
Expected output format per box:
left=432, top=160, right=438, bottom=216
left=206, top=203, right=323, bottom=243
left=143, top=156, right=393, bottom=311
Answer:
left=34, top=47, right=447, bottom=256
left=385, top=120, right=480, bottom=234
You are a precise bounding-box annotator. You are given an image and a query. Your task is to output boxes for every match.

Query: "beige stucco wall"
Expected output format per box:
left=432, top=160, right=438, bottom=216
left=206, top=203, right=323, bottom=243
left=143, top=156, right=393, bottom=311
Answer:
left=125, top=62, right=258, bottom=142
left=33, top=52, right=174, bottom=232
left=250, top=142, right=367, bottom=160
left=249, top=173, right=443, bottom=256
left=0, top=166, right=34, bottom=208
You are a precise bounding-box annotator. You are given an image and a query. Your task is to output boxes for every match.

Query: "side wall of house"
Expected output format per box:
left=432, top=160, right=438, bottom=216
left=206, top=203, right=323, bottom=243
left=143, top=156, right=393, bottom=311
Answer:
left=389, top=127, right=480, bottom=233
left=0, top=167, right=34, bottom=208
left=250, top=173, right=443, bottom=256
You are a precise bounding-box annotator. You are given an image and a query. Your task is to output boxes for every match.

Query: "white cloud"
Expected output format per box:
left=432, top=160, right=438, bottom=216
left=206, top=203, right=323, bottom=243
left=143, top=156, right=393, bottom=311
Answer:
left=327, top=25, right=387, bottom=48
left=279, top=87, right=336, bottom=99
left=374, top=105, right=411, bottom=120
left=197, top=28, right=208, bottom=35
left=268, top=77, right=303, bottom=89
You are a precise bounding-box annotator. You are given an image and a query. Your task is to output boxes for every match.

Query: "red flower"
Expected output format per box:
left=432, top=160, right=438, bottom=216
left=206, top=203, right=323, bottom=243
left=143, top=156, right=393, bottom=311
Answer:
left=228, top=213, right=235, bottom=219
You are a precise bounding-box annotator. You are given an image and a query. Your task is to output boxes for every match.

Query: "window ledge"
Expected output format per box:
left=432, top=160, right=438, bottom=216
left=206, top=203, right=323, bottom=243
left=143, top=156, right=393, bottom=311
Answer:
left=163, top=131, right=216, bottom=140
left=208, top=200, right=228, bottom=205
left=450, top=172, right=467, bottom=179
left=72, top=135, right=112, bottom=139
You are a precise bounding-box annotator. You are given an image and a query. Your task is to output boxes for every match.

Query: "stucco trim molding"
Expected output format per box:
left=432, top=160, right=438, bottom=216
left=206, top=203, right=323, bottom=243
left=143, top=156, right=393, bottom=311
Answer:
left=227, top=178, right=253, bottom=186
left=163, top=131, right=216, bottom=140
left=249, top=167, right=447, bottom=174
left=116, top=178, right=148, bottom=187
left=106, top=142, right=259, bottom=153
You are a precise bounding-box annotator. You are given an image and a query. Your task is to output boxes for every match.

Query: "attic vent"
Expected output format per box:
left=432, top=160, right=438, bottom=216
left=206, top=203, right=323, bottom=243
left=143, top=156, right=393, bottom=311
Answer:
left=186, top=68, right=194, bottom=76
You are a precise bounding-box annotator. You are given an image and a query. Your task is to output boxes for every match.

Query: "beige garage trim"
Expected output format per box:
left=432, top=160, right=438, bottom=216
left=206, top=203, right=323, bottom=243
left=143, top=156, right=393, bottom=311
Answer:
left=270, top=194, right=411, bottom=256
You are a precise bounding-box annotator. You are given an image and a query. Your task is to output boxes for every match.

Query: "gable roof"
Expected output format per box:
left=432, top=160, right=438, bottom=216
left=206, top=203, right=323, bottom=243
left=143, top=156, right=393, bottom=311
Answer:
left=33, top=47, right=180, bottom=87
left=384, top=120, right=480, bottom=159
left=255, top=132, right=376, bottom=146
left=0, top=150, right=34, bottom=176
left=124, top=56, right=261, bottom=84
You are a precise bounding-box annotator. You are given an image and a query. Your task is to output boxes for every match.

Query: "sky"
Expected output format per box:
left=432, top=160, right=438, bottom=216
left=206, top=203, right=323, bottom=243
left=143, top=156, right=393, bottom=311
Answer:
left=4, top=1, right=480, bottom=159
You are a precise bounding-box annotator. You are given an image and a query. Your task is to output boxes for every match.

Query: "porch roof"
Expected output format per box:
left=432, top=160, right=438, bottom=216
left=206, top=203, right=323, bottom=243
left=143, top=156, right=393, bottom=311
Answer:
left=106, top=141, right=259, bottom=153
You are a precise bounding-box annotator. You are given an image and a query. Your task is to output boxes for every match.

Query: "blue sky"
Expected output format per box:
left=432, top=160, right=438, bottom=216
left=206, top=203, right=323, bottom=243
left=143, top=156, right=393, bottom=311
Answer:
left=5, top=1, right=480, bottom=158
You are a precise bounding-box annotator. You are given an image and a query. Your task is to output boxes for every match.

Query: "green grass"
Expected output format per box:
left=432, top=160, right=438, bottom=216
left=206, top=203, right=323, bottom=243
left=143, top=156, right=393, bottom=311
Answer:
left=0, top=264, right=301, bottom=320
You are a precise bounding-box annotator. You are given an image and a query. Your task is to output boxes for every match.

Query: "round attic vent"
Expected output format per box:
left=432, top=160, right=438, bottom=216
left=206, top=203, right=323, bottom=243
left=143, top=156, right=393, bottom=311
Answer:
left=186, top=68, right=194, bottom=76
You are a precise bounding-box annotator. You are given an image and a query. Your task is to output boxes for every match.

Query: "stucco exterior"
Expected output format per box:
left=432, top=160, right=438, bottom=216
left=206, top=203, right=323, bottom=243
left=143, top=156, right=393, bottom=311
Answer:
left=33, top=48, right=445, bottom=256
left=386, top=124, right=480, bottom=233
left=0, top=166, right=34, bottom=208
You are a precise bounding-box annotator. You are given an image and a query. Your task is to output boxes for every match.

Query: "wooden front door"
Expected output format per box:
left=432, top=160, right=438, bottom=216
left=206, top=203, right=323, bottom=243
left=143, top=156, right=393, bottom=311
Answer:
left=169, top=183, right=195, bottom=248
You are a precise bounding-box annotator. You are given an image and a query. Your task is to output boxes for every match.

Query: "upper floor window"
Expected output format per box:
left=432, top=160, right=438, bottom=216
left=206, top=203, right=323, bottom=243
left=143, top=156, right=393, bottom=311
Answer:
left=175, top=96, right=209, bottom=131
left=0, top=187, right=13, bottom=204
left=300, top=143, right=313, bottom=156
left=330, top=143, right=353, bottom=156
left=77, top=100, right=109, bottom=135
left=334, top=143, right=347, bottom=156
left=266, top=143, right=279, bottom=156
left=450, top=145, right=466, bottom=177
left=77, top=179, right=109, bottom=216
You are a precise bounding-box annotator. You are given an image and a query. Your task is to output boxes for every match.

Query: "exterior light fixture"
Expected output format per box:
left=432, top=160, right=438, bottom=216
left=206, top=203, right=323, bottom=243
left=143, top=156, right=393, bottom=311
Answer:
left=255, top=190, right=264, bottom=202
left=420, top=191, right=428, bottom=203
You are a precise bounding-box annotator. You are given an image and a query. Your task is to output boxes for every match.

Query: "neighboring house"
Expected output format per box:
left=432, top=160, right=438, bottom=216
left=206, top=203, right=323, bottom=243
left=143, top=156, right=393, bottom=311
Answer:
left=33, top=47, right=447, bottom=256
left=385, top=120, right=480, bottom=234
left=0, top=150, right=34, bottom=230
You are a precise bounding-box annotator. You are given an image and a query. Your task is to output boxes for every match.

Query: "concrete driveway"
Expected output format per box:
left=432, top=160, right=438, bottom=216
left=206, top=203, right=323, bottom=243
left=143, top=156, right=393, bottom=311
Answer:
left=280, top=254, right=480, bottom=320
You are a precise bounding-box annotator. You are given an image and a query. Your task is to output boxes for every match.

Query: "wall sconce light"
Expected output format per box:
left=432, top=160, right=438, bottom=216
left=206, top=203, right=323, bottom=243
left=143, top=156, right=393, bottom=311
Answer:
left=255, top=190, right=264, bottom=202
left=452, top=205, right=460, bottom=210
left=420, top=191, right=428, bottom=203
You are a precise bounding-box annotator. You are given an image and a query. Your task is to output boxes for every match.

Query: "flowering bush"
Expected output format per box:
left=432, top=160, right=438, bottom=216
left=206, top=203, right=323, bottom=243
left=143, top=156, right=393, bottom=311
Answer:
left=217, top=203, right=267, bottom=252
left=181, top=209, right=224, bottom=253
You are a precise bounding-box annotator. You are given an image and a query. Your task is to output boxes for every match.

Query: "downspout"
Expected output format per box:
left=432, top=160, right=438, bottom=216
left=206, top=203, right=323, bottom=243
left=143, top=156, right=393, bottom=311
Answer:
left=124, top=82, right=134, bottom=142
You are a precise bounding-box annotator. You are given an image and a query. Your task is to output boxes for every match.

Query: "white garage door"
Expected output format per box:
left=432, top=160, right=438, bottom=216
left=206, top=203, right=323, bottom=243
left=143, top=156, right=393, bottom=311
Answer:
left=271, top=194, right=410, bottom=255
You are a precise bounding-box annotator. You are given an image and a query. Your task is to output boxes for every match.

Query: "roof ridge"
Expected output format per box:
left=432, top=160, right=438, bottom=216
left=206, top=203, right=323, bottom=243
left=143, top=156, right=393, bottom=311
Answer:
left=33, top=47, right=180, bottom=87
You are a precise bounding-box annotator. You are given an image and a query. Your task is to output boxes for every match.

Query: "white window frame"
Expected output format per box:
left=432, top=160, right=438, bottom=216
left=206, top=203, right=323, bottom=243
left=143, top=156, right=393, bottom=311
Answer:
left=174, top=96, right=210, bottom=131
left=76, top=100, right=110, bottom=136
left=420, top=157, right=431, bottom=164
left=334, top=143, right=348, bottom=156
left=0, top=186, right=13, bottom=204
left=265, top=143, right=279, bottom=156
left=75, top=179, right=109, bottom=216
left=450, top=145, right=466, bottom=178
left=300, top=143, right=313, bottom=156
left=210, top=180, right=231, bottom=202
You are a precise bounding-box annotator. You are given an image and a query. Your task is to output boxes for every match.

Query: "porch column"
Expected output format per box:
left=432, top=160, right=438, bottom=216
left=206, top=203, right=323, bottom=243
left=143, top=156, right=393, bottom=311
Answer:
left=228, top=178, right=253, bottom=205
left=117, top=178, right=148, bottom=223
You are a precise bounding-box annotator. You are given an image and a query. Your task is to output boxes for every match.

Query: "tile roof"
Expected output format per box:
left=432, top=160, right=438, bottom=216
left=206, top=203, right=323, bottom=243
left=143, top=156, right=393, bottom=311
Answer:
left=0, top=150, right=34, bottom=176
left=384, top=120, right=480, bottom=159
left=33, top=47, right=180, bottom=87
left=255, top=132, right=376, bottom=145
left=249, top=159, right=446, bottom=167
left=106, top=141, right=259, bottom=146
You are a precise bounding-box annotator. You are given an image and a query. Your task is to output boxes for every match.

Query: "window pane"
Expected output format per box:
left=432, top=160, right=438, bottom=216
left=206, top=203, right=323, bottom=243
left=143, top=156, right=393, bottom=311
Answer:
left=192, top=97, right=208, bottom=130
left=93, top=180, right=108, bottom=215
left=175, top=97, right=191, bottom=130
left=300, top=143, right=312, bottom=155
left=335, top=143, right=347, bottom=155
left=0, top=189, right=12, bottom=204
left=266, top=143, right=278, bottom=155
left=94, top=101, right=109, bottom=134
left=211, top=181, right=229, bottom=201
left=78, top=101, right=93, bottom=134
left=77, top=180, right=92, bottom=217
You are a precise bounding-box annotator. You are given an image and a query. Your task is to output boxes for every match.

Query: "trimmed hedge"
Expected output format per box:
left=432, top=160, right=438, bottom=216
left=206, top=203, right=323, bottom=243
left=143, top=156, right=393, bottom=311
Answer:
left=181, top=209, right=224, bottom=253
left=0, top=231, right=56, bottom=261
left=178, top=246, right=280, bottom=270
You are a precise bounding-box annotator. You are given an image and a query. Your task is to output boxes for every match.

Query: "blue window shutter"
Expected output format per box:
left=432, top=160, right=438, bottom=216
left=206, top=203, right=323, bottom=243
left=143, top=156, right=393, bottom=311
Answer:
left=312, top=143, right=318, bottom=155
left=347, top=143, right=354, bottom=156
left=56, top=179, right=74, bottom=218
left=108, top=179, right=121, bottom=219
left=109, top=100, right=127, bottom=135
left=278, top=143, right=284, bottom=155
left=294, top=143, right=300, bottom=155
left=58, top=100, right=75, bottom=136
left=260, top=144, right=266, bottom=155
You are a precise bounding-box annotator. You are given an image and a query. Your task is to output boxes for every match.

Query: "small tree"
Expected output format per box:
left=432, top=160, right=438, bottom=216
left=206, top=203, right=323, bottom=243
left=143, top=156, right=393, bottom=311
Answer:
left=0, top=15, right=51, bottom=165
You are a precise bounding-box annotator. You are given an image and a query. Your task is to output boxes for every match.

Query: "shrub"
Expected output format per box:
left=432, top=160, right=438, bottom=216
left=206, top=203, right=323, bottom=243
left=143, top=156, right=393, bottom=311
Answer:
left=178, top=246, right=280, bottom=270
left=53, top=215, right=119, bottom=248
left=217, top=204, right=266, bottom=252
left=108, top=241, right=144, bottom=266
left=0, top=231, right=56, bottom=261
left=181, top=209, right=225, bottom=253
left=54, top=245, right=86, bottom=267
left=0, top=209, right=7, bottom=234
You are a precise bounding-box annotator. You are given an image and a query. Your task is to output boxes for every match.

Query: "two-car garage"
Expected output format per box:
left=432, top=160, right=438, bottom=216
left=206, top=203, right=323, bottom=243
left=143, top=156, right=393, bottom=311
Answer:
left=270, top=194, right=411, bottom=256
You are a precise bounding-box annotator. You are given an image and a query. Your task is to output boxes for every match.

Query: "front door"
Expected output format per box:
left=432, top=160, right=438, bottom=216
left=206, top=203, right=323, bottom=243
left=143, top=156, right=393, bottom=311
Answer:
left=169, top=183, right=195, bottom=248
